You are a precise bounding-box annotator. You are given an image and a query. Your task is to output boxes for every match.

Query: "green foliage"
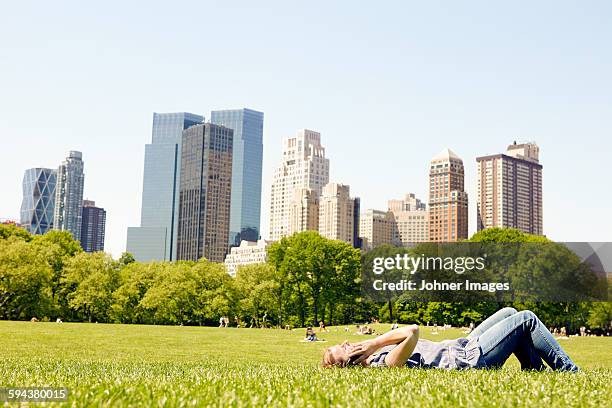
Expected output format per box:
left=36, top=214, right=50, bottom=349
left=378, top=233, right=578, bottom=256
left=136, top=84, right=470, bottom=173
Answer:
left=0, top=225, right=608, bottom=332
left=234, top=263, right=279, bottom=327
left=468, top=227, right=550, bottom=243
left=0, top=238, right=53, bottom=319
left=587, top=302, right=612, bottom=329
left=0, top=223, right=32, bottom=241
left=267, top=231, right=361, bottom=326
left=62, top=252, right=120, bottom=322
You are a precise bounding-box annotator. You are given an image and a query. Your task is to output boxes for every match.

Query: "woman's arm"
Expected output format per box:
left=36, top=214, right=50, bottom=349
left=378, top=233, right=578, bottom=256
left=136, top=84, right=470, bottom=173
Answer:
left=383, top=326, right=419, bottom=367
left=349, top=325, right=419, bottom=364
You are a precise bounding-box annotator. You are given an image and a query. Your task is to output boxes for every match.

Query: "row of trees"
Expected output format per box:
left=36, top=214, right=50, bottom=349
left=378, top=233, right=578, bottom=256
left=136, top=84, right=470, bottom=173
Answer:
left=0, top=223, right=610, bottom=330
left=0, top=226, right=368, bottom=327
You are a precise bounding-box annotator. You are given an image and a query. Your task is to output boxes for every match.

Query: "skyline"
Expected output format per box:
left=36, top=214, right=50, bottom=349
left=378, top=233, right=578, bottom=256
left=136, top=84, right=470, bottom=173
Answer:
left=2, top=2, right=612, bottom=257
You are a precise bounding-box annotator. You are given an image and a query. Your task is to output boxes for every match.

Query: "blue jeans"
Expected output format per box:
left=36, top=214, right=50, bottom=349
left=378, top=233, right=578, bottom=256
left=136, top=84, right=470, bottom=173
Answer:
left=468, top=307, right=579, bottom=371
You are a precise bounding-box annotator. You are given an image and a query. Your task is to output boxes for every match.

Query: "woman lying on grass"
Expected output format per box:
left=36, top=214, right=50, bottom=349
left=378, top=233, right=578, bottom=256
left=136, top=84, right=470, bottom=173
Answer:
left=322, top=308, right=579, bottom=371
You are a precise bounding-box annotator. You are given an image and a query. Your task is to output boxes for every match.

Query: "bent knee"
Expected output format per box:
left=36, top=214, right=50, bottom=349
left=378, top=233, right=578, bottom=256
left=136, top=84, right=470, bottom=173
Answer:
left=500, top=307, right=518, bottom=317
left=516, top=310, right=537, bottom=321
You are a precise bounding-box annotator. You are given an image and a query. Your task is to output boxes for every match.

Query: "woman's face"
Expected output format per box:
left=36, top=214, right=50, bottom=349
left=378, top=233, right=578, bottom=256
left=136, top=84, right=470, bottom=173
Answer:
left=327, top=341, right=358, bottom=367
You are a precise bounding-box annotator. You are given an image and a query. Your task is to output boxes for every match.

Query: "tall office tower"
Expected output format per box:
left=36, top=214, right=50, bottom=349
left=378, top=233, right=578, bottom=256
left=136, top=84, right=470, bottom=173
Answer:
left=428, top=149, right=468, bottom=242
left=476, top=142, right=543, bottom=235
left=269, top=129, right=329, bottom=241
left=388, top=193, right=429, bottom=245
left=318, top=183, right=355, bottom=245
left=80, top=200, right=106, bottom=252
left=210, top=109, right=264, bottom=246
left=288, top=188, right=319, bottom=235
left=20, top=168, right=57, bottom=235
left=127, top=112, right=204, bottom=261
left=353, top=197, right=361, bottom=249
left=54, top=151, right=85, bottom=241
left=359, top=209, right=395, bottom=251
left=176, top=124, right=233, bottom=262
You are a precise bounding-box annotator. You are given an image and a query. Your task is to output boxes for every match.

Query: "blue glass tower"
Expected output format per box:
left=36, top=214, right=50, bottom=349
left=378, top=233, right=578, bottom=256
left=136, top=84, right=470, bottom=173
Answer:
left=210, top=108, right=264, bottom=245
left=20, top=168, right=57, bottom=235
left=127, top=112, right=204, bottom=261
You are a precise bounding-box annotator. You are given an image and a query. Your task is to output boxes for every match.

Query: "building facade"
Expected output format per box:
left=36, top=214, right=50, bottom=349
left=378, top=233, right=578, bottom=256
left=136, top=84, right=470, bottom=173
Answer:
left=80, top=200, right=106, bottom=252
left=428, top=149, right=468, bottom=242
left=269, top=129, right=329, bottom=241
left=359, top=209, right=395, bottom=251
left=210, top=108, right=264, bottom=246
left=176, top=123, right=233, bottom=262
left=476, top=142, right=543, bottom=235
left=53, top=151, right=85, bottom=241
left=388, top=193, right=429, bottom=245
left=224, top=239, right=269, bottom=277
left=288, top=188, right=319, bottom=235
left=20, top=168, right=57, bottom=235
left=318, top=183, right=355, bottom=245
left=127, top=112, right=204, bottom=261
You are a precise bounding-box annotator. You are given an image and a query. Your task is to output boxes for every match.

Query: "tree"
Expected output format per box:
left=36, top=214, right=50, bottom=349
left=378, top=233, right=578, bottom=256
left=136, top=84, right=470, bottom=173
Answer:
left=33, top=230, right=83, bottom=319
left=0, top=224, right=32, bottom=241
left=267, top=231, right=361, bottom=326
left=62, top=252, right=119, bottom=322
left=118, top=252, right=136, bottom=266
left=587, top=302, right=612, bottom=330
left=110, top=262, right=162, bottom=323
left=0, top=238, right=53, bottom=319
left=234, top=263, right=279, bottom=327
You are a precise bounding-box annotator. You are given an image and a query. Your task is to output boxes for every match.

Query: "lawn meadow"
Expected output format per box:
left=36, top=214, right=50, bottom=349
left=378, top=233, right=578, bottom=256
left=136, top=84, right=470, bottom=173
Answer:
left=1, top=322, right=611, bottom=407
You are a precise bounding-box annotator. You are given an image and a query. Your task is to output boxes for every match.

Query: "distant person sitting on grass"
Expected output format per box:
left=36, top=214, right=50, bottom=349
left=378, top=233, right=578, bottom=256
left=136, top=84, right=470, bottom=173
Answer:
left=305, top=327, right=318, bottom=342
left=322, top=308, right=579, bottom=372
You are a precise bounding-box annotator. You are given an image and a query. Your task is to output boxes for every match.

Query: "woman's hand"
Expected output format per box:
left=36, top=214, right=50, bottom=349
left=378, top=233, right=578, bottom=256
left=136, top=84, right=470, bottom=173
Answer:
left=347, top=339, right=379, bottom=365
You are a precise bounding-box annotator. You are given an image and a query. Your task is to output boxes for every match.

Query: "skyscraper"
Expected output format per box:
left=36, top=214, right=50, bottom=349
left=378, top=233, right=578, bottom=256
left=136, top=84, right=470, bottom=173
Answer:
left=127, top=112, right=204, bottom=261
left=269, top=129, right=329, bottom=241
left=80, top=200, right=106, bottom=252
left=20, top=168, right=56, bottom=235
left=359, top=209, right=395, bottom=251
left=288, top=188, right=319, bottom=235
left=176, top=123, right=233, bottom=262
left=318, top=183, right=355, bottom=245
left=476, top=142, right=543, bottom=235
left=388, top=193, right=429, bottom=245
left=54, top=151, right=85, bottom=241
left=210, top=108, right=264, bottom=246
left=428, top=148, right=468, bottom=242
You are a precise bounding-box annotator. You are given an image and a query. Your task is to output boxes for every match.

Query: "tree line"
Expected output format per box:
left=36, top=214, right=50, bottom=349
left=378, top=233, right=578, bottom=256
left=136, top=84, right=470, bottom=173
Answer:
left=0, top=224, right=610, bottom=331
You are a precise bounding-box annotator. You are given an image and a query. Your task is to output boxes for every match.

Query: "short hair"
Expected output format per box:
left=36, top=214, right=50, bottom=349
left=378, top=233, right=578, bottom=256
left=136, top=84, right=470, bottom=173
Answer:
left=321, top=346, right=346, bottom=368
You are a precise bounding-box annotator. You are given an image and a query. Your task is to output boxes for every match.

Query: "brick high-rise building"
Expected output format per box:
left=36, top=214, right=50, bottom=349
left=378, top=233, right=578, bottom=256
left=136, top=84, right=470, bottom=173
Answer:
left=176, top=123, right=233, bottom=262
left=80, top=200, right=106, bottom=252
left=428, top=149, right=468, bottom=242
left=269, top=129, right=329, bottom=241
left=318, top=183, right=355, bottom=245
left=476, top=142, right=543, bottom=235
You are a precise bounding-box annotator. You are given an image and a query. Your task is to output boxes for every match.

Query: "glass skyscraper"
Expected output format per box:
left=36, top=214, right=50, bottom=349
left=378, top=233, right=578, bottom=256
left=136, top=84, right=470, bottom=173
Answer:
left=53, top=151, right=85, bottom=241
left=20, top=168, right=57, bottom=235
left=127, top=112, right=204, bottom=261
left=210, top=108, right=264, bottom=245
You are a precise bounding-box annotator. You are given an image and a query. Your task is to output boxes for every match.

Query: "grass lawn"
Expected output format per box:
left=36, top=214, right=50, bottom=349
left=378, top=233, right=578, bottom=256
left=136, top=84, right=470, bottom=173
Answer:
left=1, top=321, right=610, bottom=407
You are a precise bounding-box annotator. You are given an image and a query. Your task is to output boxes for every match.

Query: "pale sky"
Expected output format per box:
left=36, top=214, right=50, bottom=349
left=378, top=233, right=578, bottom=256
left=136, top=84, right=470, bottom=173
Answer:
left=1, top=1, right=611, bottom=257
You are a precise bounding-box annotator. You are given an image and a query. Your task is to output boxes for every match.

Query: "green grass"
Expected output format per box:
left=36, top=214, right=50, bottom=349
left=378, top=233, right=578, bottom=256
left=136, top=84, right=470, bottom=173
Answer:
left=1, top=321, right=610, bottom=407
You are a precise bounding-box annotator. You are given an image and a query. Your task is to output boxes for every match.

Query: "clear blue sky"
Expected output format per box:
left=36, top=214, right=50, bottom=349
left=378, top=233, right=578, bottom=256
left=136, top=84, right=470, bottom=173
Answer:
left=1, top=1, right=611, bottom=257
